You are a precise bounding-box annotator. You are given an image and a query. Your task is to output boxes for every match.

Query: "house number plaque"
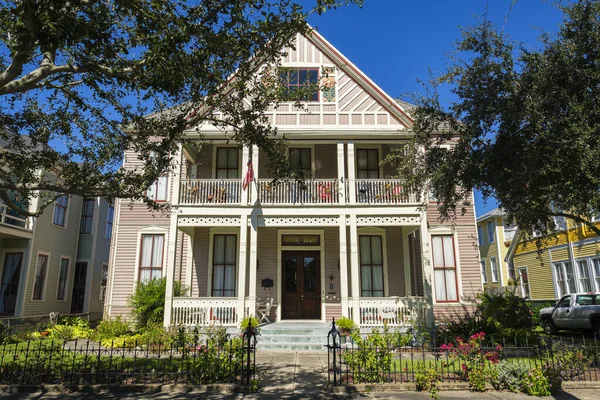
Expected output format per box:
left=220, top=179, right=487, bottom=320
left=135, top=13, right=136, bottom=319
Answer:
left=281, top=235, right=320, bottom=246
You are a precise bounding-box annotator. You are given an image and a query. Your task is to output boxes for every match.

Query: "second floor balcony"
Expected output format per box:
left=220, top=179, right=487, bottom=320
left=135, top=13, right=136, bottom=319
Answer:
left=0, top=202, right=33, bottom=235
left=179, top=178, right=418, bottom=206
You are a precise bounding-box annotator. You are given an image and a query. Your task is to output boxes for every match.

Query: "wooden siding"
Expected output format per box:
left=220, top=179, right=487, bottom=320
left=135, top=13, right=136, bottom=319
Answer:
left=22, top=196, right=83, bottom=316
left=386, top=226, right=405, bottom=297
left=255, top=228, right=278, bottom=303
left=324, top=227, right=340, bottom=303
left=191, top=227, right=210, bottom=297
left=513, top=249, right=555, bottom=300
left=573, top=241, right=600, bottom=259
left=550, top=247, right=569, bottom=262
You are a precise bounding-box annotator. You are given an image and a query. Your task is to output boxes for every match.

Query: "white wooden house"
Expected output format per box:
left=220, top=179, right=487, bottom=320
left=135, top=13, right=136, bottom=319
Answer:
left=105, top=30, right=482, bottom=329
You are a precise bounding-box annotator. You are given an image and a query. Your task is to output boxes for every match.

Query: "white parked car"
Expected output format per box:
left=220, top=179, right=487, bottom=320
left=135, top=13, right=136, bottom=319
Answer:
left=539, top=292, right=600, bottom=336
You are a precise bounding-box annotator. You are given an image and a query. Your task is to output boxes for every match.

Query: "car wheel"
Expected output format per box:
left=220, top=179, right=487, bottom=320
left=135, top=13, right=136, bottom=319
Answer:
left=543, top=319, right=557, bottom=335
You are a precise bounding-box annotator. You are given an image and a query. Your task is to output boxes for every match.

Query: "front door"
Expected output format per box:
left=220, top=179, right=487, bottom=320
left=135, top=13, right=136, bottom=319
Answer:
left=70, top=262, right=87, bottom=314
left=0, top=252, right=23, bottom=316
left=282, top=251, right=321, bottom=319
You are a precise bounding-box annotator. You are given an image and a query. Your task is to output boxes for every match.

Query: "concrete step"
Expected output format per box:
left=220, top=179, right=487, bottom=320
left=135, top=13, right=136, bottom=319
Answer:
left=258, top=334, right=326, bottom=344
left=257, top=342, right=326, bottom=351
left=256, top=322, right=330, bottom=351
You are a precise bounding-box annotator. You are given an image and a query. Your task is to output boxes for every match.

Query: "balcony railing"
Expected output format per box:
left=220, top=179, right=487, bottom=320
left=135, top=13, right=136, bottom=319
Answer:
left=0, top=203, right=31, bottom=231
left=179, top=179, right=241, bottom=205
left=178, top=178, right=418, bottom=206
left=256, top=179, right=340, bottom=205
left=171, top=297, right=242, bottom=327
left=352, top=296, right=427, bottom=327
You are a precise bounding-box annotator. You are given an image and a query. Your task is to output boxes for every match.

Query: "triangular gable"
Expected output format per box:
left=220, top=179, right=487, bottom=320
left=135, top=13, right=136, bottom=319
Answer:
left=190, top=27, right=413, bottom=132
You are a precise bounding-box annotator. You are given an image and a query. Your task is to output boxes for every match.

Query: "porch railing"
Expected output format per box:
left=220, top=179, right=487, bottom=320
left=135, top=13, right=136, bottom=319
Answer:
left=171, top=297, right=241, bottom=327
left=179, top=179, right=241, bottom=205
left=256, top=179, right=340, bottom=205
left=356, top=297, right=426, bottom=327
left=0, top=203, right=31, bottom=231
left=353, top=179, right=417, bottom=205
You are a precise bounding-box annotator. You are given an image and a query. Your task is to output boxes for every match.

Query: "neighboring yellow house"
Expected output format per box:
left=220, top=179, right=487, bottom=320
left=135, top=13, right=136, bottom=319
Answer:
left=506, top=216, right=600, bottom=301
left=477, top=209, right=517, bottom=291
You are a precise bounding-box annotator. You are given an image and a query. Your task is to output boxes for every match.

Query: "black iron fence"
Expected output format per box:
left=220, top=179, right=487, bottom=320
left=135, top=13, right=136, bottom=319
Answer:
left=0, top=326, right=256, bottom=386
left=326, top=320, right=600, bottom=386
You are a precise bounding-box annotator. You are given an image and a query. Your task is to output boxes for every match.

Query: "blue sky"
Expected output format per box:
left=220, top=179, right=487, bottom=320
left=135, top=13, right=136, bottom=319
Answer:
left=306, top=0, right=565, bottom=217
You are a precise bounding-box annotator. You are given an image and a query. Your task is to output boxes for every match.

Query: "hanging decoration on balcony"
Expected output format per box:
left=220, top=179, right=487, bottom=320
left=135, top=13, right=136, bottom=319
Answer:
left=242, top=160, right=254, bottom=191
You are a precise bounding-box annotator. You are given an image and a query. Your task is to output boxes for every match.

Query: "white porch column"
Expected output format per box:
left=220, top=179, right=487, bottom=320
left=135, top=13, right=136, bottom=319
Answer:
left=241, top=147, right=250, bottom=205
left=250, top=146, right=259, bottom=205
left=402, top=227, right=412, bottom=296
left=237, top=215, right=249, bottom=318
left=347, top=143, right=356, bottom=205
left=337, top=143, right=346, bottom=205
left=164, top=144, right=183, bottom=327
left=349, top=214, right=360, bottom=322
left=248, top=213, right=258, bottom=316
left=339, top=214, right=349, bottom=316
left=419, top=213, right=435, bottom=327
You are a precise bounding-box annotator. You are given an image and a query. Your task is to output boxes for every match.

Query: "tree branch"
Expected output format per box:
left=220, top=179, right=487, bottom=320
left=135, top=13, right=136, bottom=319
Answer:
left=551, top=211, right=600, bottom=237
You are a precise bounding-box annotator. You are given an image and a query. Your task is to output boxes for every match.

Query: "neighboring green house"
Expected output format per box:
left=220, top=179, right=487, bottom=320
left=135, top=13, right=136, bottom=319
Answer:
left=477, top=209, right=517, bottom=292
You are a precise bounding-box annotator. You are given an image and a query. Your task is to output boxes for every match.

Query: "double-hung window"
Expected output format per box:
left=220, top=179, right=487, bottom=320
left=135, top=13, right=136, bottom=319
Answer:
left=281, top=68, right=319, bottom=101
left=480, top=260, right=487, bottom=284
left=487, top=221, right=495, bottom=243
left=212, top=234, right=237, bottom=297
left=519, top=267, right=530, bottom=298
left=147, top=176, right=168, bottom=201
left=359, top=235, right=384, bottom=297
left=577, top=259, right=592, bottom=292
left=216, top=148, right=239, bottom=179
left=53, top=196, right=68, bottom=227
left=356, top=149, right=380, bottom=179
left=490, top=257, right=499, bottom=283
left=32, top=254, right=49, bottom=300
left=105, top=205, right=114, bottom=240
left=100, top=264, right=108, bottom=301
left=432, top=235, right=458, bottom=302
left=554, top=261, right=576, bottom=296
left=139, top=234, right=164, bottom=281
left=56, top=258, right=69, bottom=301
left=477, top=225, right=483, bottom=246
left=289, top=148, right=311, bottom=178
left=80, top=199, right=94, bottom=234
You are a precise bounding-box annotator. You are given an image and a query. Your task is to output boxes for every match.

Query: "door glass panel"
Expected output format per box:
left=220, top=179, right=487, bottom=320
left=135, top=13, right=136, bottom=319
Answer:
left=303, top=256, right=316, bottom=293
left=285, top=256, right=297, bottom=293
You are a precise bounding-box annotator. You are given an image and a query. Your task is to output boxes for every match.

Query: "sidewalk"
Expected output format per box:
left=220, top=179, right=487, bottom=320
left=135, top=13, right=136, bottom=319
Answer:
left=2, top=350, right=599, bottom=399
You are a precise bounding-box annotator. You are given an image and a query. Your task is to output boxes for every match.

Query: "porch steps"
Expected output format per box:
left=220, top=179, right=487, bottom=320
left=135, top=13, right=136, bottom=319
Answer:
left=257, top=321, right=330, bottom=351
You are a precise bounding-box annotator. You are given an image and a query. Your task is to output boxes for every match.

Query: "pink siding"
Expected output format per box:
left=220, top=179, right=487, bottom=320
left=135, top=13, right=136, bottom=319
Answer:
left=323, top=115, right=336, bottom=124
left=299, top=114, right=320, bottom=125
left=255, top=228, right=278, bottom=304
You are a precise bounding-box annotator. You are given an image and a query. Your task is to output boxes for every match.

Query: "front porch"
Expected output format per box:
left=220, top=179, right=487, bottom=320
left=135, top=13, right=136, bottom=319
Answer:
left=165, top=220, right=431, bottom=329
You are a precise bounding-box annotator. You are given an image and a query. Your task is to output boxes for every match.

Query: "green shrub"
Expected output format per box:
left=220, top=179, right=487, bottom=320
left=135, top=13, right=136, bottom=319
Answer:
left=0, top=321, right=9, bottom=344
left=478, top=292, right=534, bottom=340
left=50, top=325, right=76, bottom=341
left=342, top=327, right=394, bottom=383
left=522, top=367, right=551, bottom=396
left=335, top=317, right=357, bottom=334
left=94, top=316, right=131, bottom=340
left=240, top=316, right=260, bottom=332
left=142, top=324, right=176, bottom=346
left=128, top=277, right=187, bottom=329
left=101, top=334, right=145, bottom=348
left=57, top=315, right=88, bottom=328
left=495, top=360, right=529, bottom=392
left=541, top=363, right=562, bottom=394
left=528, top=301, right=554, bottom=327
left=415, top=367, right=440, bottom=400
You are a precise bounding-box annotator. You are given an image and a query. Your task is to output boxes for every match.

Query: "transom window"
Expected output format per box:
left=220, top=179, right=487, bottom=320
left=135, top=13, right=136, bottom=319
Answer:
left=432, top=235, right=458, bottom=302
left=359, top=235, right=384, bottom=297
left=53, top=196, right=68, bottom=227
left=139, top=234, right=164, bottom=281
left=289, top=148, right=311, bottom=178
left=356, top=149, right=379, bottom=179
left=281, top=68, right=319, bottom=101
left=216, top=147, right=239, bottom=179
left=212, top=234, right=237, bottom=297
left=80, top=199, right=94, bottom=234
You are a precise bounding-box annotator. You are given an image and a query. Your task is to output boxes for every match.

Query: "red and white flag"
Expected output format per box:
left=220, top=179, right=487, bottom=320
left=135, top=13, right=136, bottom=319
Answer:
left=242, top=160, right=254, bottom=191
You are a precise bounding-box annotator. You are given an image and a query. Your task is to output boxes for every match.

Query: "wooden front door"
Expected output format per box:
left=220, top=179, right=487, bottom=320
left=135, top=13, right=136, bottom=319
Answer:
left=282, top=251, right=321, bottom=319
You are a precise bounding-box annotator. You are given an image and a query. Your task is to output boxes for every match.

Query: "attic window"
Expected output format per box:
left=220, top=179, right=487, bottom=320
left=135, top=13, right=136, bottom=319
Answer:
left=281, top=68, right=319, bottom=101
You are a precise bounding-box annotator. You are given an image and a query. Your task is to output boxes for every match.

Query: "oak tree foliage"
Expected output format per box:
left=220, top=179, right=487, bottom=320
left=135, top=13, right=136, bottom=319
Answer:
left=393, top=0, right=600, bottom=237
left=0, top=0, right=360, bottom=216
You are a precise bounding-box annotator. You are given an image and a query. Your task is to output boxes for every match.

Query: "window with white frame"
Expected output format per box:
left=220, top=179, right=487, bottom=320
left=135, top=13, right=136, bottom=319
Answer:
left=356, top=149, right=380, bottom=179
left=216, top=147, right=239, bottom=179
left=487, top=221, right=495, bottom=243
left=32, top=254, right=48, bottom=300
left=53, top=196, right=68, bottom=227
left=577, top=259, right=592, bottom=292
left=477, top=225, right=483, bottom=246
left=105, top=204, right=114, bottom=240
left=432, top=235, right=458, bottom=302
left=138, top=234, right=164, bottom=281
left=212, top=234, right=237, bottom=297
left=56, top=258, right=69, bottom=301
left=100, top=263, right=108, bottom=301
left=147, top=176, right=168, bottom=201
left=593, top=258, right=600, bottom=291
left=359, top=235, right=384, bottom=297
left=490, top=257, right=499, bottom=283
left=80, top=199, right=94, bottom=234
left=554, top=261, right=576, bottom=297
left=480, top=260, right=487, bottom=284
left=518, top=267, right=530, bottom=298
left=554, top=216, right=567, bottom=231
left=507, top=262, right=516, bottom=281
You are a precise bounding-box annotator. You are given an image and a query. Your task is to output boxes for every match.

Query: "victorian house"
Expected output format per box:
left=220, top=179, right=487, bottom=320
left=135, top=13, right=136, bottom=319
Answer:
left=104, top=29, right=482, bottom=329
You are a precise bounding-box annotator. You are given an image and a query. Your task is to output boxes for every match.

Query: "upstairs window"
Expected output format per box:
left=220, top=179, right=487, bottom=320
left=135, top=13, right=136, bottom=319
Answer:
left=147, top=176, right=168, bottom=201
left=80, top=199, right=94, bottom=234
left=487, top=220, right=495, bottom=243
left=356, top=149, right=380, bottom=179
left=105, top=205, right=114, bottom=240
left=53, top=195, right=68, bottom=227
left=289, top=148, right=311, bottom=178
left=281, top=68, right=319, bottom=101
left=216, top=148, right=239, bottom=179
left=477, top=225, right=483, bottom=246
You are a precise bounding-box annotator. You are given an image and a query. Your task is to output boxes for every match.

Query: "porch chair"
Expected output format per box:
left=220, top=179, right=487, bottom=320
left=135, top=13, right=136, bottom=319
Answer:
left=256, top=298, right=274, bottom=324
